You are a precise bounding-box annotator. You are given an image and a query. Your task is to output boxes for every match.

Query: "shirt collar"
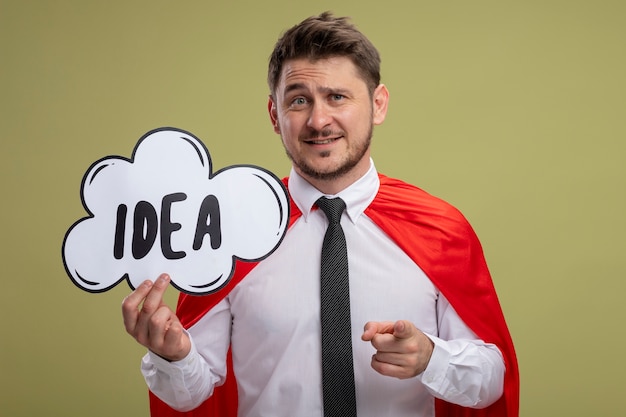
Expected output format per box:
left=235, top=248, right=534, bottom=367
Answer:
left=288, top=159, right=380, bottom=224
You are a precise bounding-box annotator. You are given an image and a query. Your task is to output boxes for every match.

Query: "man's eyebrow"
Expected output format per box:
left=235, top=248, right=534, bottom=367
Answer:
left=321, top=87, right=351, bottom=95
left=284, top=83, right=307, bottom=95
left=283, top=83, right=351, bottom=96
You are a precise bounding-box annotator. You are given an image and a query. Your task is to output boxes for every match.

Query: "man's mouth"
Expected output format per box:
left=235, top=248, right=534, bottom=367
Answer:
left=305, top=136, right=342, bottom=145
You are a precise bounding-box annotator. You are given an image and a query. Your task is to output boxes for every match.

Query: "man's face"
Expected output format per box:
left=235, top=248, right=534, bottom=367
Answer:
left=268, top=56, right=388, bottom=193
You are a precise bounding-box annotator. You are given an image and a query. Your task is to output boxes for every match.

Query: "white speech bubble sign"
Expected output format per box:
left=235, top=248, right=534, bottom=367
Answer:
left=62, top=127, right=290, bottom=295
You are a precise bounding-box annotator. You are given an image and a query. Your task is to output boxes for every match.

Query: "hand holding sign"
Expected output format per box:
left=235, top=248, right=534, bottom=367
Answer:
left=121, top=274, right=191, bottom=361
left=62, top=127, right=289, bottom=295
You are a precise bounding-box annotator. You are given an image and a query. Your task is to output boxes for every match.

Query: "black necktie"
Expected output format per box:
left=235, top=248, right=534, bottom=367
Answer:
left=316, top=197, right=357, bottom=417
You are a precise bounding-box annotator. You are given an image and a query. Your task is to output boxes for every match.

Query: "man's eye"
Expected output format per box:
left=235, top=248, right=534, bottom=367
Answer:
left=331, top=94, right=344, bottom=101
left=292, top=97, right=307, bottom=106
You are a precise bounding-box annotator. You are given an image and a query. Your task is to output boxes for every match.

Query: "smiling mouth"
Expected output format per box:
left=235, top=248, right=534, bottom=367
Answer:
left=305, top=136, right=342, bottom=145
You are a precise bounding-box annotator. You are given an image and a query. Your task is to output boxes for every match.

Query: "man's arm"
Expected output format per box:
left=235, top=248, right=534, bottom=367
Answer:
left=122, top=274, right=230, bottom=411
left=361, top=298, right=505, bottom=408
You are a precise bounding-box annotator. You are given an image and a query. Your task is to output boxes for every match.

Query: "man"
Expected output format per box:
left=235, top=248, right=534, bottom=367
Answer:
left=122, top=12, right=519, bottom=417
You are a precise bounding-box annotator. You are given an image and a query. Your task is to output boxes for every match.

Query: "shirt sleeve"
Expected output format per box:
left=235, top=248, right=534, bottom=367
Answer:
left=140, top=297, right=232, bottom=411
left=418, top=293, right=505, bottom=408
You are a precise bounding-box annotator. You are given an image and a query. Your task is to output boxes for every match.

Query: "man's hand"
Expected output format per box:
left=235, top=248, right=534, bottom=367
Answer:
left=121, top=273, right=191, bottom=361
left=361, top=320, right=434, bottom=379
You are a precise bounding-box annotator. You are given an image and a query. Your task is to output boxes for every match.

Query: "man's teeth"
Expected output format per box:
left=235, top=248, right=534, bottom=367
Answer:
left=311, top=138, right=335, bottom=144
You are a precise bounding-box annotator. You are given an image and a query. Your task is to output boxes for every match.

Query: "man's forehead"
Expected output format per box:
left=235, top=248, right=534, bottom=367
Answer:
left=277, top=57, right=361, bottom=92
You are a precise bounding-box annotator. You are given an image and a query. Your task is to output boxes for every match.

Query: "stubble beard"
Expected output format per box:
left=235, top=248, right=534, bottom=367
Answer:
left=284, top=125, right=373, bottom=182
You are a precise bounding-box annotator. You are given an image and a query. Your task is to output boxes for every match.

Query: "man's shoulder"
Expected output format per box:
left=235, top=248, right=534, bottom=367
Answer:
left=374, top=174, right=466, bottom=220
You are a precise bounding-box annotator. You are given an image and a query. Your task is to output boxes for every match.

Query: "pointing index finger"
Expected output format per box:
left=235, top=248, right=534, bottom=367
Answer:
left=361, top=321, right=395, bottom=341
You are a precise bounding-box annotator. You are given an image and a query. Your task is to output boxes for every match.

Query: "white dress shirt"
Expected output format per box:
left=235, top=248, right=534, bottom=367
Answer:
left=142, top=160, right=505, bottom=416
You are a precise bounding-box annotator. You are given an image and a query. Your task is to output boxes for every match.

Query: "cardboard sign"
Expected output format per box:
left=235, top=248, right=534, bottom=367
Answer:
left=62, top=127, right=290, bottom=295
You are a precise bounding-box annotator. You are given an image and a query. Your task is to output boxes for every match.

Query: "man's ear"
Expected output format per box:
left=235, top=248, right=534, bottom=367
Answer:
left=372, top=84, right=390, bottom=126
left=268, top=96, right=280, bottom=134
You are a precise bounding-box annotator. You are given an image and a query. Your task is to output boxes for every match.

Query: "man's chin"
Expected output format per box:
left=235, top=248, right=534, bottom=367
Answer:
left=298, top=162, right=355, bottom=182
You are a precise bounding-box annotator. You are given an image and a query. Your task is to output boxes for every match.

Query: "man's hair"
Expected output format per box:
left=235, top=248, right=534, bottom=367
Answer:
left=268, top=12, right=381, bottom=96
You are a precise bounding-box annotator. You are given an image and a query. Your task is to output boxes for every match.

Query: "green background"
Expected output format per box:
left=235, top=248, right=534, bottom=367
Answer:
left=2, top=1, right=625, bottom=415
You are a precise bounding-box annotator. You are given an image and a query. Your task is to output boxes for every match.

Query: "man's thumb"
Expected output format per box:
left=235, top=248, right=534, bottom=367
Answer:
left=393, top=320, right=412, bottom=339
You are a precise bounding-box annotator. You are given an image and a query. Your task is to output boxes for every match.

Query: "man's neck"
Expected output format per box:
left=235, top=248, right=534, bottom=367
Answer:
left=295, top=162, right=371, bottom=196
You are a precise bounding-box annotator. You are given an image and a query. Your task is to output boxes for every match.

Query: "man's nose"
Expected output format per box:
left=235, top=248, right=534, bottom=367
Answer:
left=306, top=102, right=332, bottom=131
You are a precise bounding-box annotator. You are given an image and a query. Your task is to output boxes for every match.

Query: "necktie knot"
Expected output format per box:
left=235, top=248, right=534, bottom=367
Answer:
left=316, top=197, right=346, bottom=225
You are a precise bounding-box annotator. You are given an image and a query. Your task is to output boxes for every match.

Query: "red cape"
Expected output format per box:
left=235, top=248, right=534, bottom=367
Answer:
left=149, top=175, right=519, bottom=417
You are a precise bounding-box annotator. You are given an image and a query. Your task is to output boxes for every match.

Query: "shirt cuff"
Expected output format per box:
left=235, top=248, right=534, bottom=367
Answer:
left=141, top=337, right=200, bottom=410
left=145, top=334, right=199, bottom=374
left=418, top=333, right=451, bottom=392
